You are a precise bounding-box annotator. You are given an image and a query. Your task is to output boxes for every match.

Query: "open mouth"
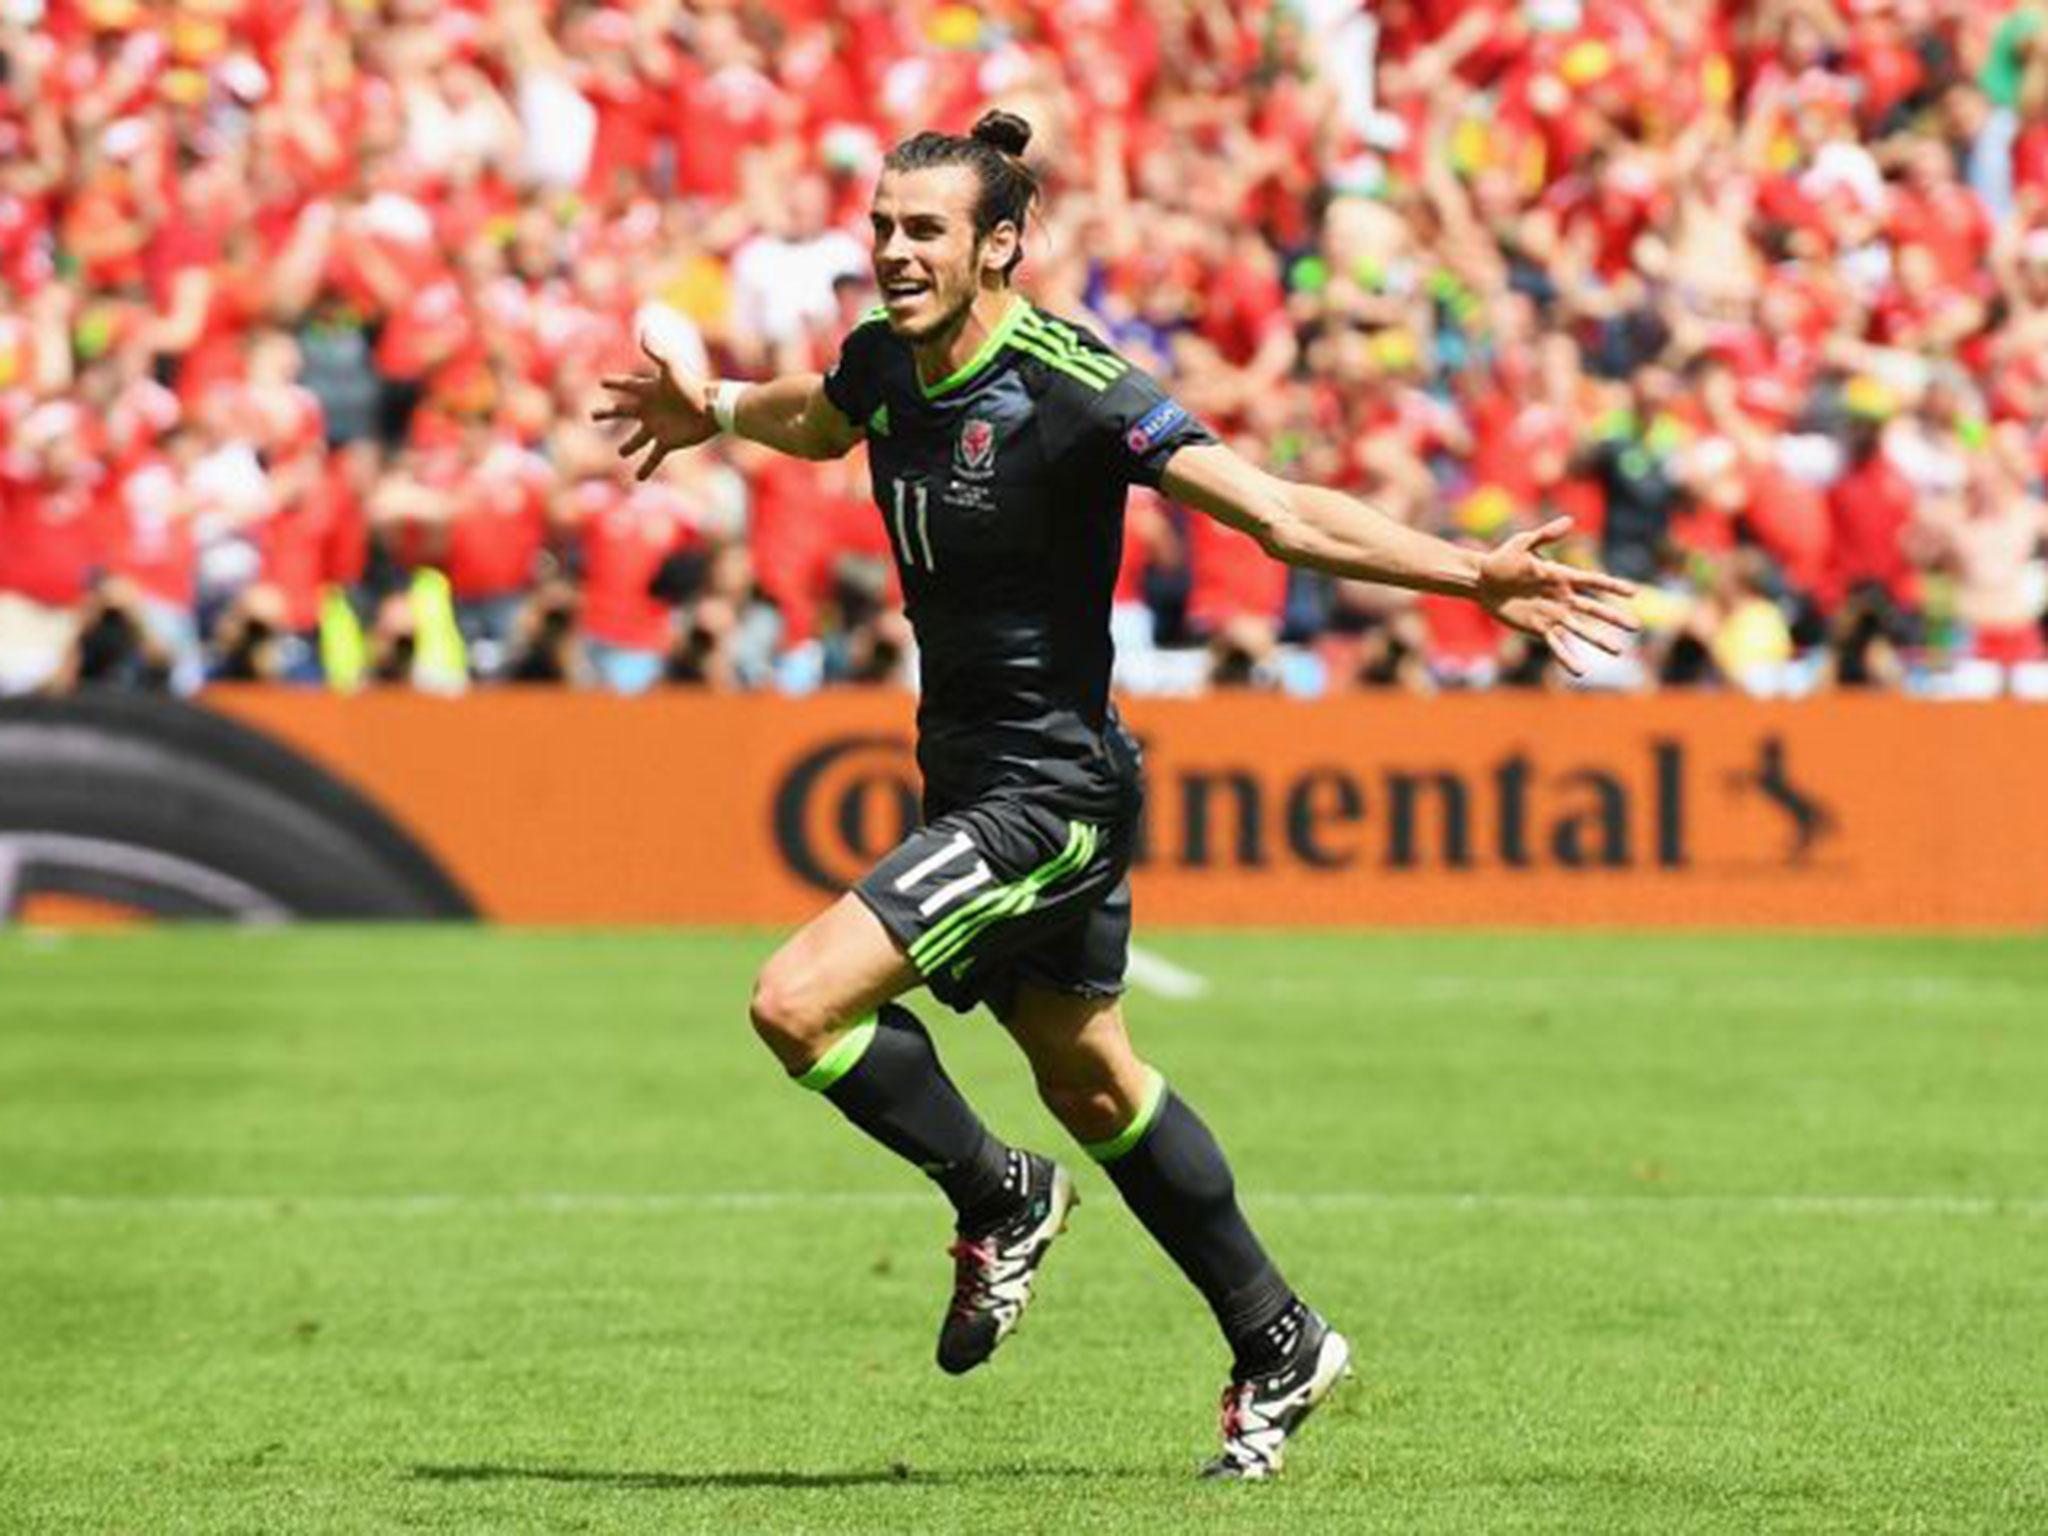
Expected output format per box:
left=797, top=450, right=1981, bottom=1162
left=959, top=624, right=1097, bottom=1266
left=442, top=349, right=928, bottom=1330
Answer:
left=882, top=279, right=930, bottom=310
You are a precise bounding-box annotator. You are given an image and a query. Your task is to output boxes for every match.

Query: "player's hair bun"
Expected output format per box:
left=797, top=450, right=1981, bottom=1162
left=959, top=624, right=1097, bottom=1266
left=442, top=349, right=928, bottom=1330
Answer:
left=970, top=110, right=1033, bottom=158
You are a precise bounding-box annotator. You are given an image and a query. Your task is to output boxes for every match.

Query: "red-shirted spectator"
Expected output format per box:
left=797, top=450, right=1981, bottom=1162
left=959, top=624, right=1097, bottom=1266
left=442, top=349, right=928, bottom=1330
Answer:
left=566, top=475, right=694, bottom=694
left=438, top=433, right=553, bottom=666
left=668, top=14, right=786, bottom=204
left=0, top=406, right=109, bottom=610
left=1419, top=588, right=1506, bottom=686
left=1823, top=417, right=1920, bottom=615
left=1888, top=140, right=1992, bottom=291
left=251, top=456, right=339, bottom=636
left=749, top=452, right=878, bottom=647
left=1742, top=464, right=1832, bottom=601
left=1186, top=491, right=1286, bottom=685
left=107, top=448, right=196, bottom=611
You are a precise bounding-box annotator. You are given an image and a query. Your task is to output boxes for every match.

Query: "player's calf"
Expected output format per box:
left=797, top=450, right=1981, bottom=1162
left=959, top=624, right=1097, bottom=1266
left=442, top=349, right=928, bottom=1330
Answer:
left=1006, top=997, right=1313, bottom=1383
left=789, top=1003, right=1078, bottom=1376
left=1083, top=1081, right=1352, bottom=1479
left=752, top=898, right=1077, bottom=1374
left=750, top=908, right=1022, bottom=1226
left=1028, top=1030, right=1350, bottom=1477
left=779, top=1002, right=1020, bottom=1227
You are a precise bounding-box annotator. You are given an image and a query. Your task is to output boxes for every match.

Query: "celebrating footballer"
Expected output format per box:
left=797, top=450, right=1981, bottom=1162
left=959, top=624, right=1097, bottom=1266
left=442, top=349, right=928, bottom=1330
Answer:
left=598, top=109, right=1638, bottom=1479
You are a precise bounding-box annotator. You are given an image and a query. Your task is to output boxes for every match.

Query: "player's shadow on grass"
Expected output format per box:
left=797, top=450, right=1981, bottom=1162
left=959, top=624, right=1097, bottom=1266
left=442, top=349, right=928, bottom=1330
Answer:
left=410, top=1461, right=1121, bottom=1491
left=411, top=1463, right=918, bottom=1491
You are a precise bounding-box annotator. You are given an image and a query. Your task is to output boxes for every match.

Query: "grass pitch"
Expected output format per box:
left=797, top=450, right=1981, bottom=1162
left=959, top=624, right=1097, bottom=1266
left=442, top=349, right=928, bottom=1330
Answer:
left=2, top=928, right=2044, bottom=1534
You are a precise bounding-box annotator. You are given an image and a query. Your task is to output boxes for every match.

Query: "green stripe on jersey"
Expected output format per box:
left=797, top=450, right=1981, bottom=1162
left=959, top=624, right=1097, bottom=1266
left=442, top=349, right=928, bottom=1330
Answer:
left=908, top=821, right=1099, bottom=976
left=1011, top=315, right=1130, bottom=391
left=1016, top=310, right=1102, bottom=348
left=1017, top=312, right=1128, bottom=367
left=920, top=298, right=1030, bottom=398
left=1015, top=313, right=1128, bottom=383
left=1008, top=335, right=1122, bottom=392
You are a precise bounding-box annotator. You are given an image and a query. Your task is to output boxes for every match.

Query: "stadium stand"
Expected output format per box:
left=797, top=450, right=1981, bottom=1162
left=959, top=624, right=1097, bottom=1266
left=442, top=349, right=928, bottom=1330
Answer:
left=1, top=0, right=2045, bottom=697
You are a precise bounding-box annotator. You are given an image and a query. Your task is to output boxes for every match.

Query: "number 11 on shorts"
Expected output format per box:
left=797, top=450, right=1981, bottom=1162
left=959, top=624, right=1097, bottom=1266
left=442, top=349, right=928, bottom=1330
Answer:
left=892, top=830, right=990, bottom=916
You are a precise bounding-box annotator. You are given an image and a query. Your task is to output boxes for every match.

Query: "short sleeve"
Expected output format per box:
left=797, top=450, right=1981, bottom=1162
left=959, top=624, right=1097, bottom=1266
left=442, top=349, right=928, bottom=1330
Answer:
left=1077, top=365, right=1218, bottom=488
left=821, top=314, right=888, bottom=429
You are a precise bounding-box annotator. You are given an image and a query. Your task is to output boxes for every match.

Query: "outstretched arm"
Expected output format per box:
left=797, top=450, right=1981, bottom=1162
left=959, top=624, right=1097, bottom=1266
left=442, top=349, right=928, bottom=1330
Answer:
left=593, top=337, right=863, bottom=478
left=1160, top=441, right=1640, bottom=674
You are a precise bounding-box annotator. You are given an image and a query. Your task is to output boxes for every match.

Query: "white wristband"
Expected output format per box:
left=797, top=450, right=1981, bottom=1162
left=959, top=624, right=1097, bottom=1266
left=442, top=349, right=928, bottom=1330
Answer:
left=710, top=380, right=746, bottom=435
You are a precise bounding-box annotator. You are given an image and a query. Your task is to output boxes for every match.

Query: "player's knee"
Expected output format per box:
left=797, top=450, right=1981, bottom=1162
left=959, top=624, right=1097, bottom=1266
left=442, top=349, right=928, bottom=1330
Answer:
left=747, top=964, right=834, bottom=1068
left=1035, top=1070, right=1129, bottom=1143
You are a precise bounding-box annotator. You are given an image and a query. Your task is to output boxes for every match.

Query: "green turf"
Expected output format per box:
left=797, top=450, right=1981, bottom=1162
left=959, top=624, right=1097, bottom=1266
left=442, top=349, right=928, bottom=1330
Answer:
left=2, top=929, right=2044, bottom=1534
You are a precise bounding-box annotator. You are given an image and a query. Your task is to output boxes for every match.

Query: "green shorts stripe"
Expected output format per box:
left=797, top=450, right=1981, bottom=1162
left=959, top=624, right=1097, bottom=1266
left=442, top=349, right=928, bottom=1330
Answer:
left=920, top=828, right=1096, bottom=977
left=907, top=883, right=1019, bottom=975
left=907, top=841, right=1062, bottom=969
left=909, top=821, right=1095, bottom=975
left=908, top=820, right=1099, bottom=977
left=919, top=884, right=1037, bottom=979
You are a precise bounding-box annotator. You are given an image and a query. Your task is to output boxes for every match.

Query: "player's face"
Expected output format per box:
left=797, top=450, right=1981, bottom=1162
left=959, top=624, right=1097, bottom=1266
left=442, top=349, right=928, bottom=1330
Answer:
left=869, top=166, right=990, bottom=342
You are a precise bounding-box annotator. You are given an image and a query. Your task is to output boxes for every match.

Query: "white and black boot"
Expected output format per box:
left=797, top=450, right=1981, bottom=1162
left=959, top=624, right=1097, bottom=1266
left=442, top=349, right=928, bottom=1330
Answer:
left=936, top=1152, right=1077, bottom=1375
left=1201, top=1311, right=1353, bottom=1480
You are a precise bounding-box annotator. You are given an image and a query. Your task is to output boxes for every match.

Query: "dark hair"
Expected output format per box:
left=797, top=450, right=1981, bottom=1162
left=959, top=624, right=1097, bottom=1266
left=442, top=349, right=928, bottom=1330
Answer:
left=882, top=110, right=1040, bottom=278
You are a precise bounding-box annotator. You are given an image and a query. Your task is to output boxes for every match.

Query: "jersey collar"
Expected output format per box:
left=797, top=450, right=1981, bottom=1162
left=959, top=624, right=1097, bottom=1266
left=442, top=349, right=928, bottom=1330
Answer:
left=917, top=296, right=1029, bottom=400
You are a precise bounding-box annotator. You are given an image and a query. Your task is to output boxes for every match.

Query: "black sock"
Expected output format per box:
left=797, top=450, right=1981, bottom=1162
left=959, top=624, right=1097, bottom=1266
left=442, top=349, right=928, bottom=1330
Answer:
left=1239, top=1296, right=1312, bottom=1378
left=1092, top=1079, right=1299, bottom=1375
left=798, top=1003, right=1019, bottom=1230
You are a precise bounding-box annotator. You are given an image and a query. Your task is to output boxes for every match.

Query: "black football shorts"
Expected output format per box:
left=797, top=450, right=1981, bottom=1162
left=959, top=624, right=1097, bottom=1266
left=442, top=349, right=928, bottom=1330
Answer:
left=853, top=794, right=1133, bottom=1019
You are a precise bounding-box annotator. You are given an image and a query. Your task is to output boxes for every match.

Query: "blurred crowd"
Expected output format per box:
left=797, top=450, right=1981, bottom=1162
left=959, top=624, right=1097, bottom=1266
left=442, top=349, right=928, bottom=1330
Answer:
left=4, top=0, right=2048, bottom=700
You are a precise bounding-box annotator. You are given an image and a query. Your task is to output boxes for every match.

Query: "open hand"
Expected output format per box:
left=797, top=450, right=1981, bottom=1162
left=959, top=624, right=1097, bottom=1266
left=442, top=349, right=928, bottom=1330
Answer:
left=1477, top=516, right=1641, bottom=676
left=591, top=337, right=717, bottom=480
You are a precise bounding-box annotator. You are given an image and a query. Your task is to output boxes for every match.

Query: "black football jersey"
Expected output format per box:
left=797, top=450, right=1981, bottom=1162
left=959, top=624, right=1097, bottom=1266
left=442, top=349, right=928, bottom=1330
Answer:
left=821, top=300, right=1216, bottom=819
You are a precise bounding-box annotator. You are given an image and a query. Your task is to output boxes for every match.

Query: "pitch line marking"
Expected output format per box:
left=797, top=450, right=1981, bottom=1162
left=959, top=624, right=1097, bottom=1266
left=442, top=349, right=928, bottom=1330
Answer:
left=1, top=1192, right=2041, bottom=1219
left=1252, top=974, right=2045, bottom=1006
left=1124, top=944, right=1209, bottom=1000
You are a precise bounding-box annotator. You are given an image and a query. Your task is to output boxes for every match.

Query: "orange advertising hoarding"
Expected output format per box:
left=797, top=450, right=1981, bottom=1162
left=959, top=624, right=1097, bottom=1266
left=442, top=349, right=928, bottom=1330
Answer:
left=200, top=690, right=2048, bottom=929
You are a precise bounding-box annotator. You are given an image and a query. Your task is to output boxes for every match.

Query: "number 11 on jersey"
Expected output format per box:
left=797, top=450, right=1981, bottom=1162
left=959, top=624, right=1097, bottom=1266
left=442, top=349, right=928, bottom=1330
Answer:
left=891, top=478, right=936, bottom=572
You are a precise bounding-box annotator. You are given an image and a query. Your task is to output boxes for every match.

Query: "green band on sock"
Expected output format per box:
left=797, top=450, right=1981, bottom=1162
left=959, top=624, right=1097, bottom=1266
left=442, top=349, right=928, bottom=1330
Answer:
left=795, top=1019, right=877, bottom=1092
left=1084, top=1068, right=1167, bottom=1164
